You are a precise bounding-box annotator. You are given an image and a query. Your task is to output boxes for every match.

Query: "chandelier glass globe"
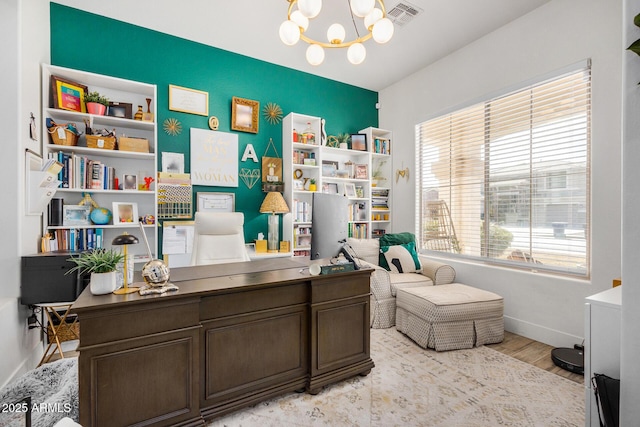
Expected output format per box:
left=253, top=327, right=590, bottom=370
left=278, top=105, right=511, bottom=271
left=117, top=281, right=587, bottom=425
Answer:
left=372, top=17, right=394, bottom=44
left=364, top=8, right=383, bottom=30
left=347, top=43, right=366, bottom=65
left=306, top=44, right=325, bottom=65
left=327, top=23, right=346, bottom=44
left=279, top=20, right=301, bottom=45
left=298, top=0, right=322, bottom=18
left=350, top=0, right=375, bottom=18
left=290, top=10, right=309, bottom=32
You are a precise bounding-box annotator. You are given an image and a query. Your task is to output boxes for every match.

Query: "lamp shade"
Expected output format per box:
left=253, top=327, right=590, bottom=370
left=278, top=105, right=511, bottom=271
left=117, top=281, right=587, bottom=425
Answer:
left=259, top=192, right=290, bottom=214
left=112, top=233, right=139, bottom=245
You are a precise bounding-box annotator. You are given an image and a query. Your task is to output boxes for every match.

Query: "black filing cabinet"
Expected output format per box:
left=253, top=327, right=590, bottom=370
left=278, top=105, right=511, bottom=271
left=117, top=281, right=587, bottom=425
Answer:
left=21, top=252, right=88, bottom=306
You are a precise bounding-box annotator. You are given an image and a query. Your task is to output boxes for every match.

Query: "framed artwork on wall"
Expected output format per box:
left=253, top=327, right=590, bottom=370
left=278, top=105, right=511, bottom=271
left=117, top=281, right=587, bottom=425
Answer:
left=169, top=84, right=209, bottom=116
left=197, top=192, right=235, bottom=212
left=231, top=97, right=259, bottom=133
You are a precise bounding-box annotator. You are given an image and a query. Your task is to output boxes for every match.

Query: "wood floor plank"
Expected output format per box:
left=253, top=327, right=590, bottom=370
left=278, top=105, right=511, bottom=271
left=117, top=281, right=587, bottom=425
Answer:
left=488, top=333, right=584, bottom=384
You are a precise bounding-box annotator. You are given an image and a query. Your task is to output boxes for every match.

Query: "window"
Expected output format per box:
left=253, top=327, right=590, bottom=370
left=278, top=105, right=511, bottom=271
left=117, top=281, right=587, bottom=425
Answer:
left=415, top=65, right=591, bottom=276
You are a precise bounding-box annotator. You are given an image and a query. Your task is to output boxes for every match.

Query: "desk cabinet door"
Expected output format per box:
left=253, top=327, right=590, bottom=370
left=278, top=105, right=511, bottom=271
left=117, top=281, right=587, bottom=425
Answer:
left=78, top=326, right=201, bottom=427
left=309, top=274, right=374, bottom=393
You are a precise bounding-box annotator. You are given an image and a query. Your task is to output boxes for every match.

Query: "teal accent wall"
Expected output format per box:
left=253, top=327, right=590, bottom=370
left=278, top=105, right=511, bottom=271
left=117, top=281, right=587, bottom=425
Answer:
left=50, top=4, right=378, bottom=256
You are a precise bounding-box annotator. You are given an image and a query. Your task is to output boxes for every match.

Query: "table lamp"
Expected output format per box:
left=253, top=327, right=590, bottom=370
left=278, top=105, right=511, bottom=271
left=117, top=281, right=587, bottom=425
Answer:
left=112, top=232, right=139, bottom=294
left=259, top=192, right=289, bottom=253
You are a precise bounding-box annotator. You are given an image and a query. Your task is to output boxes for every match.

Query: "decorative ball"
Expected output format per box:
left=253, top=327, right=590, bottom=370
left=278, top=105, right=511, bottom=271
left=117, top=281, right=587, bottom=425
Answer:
left=142, top=214, right=155, bottom=225
left=90, top=207, right=112, bottom=225
left=141, top=259, right=170, bottom=287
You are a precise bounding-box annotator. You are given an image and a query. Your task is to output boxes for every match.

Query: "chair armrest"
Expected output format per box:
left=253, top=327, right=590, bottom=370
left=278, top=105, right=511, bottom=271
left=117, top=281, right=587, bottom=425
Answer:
left=358, top=259, right=393, bottom=300
left=419, top=256, right=456, bottom=285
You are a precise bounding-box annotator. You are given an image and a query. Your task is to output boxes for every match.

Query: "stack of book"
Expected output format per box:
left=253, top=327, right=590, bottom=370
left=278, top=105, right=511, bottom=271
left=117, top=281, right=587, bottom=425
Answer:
left=51, top=152, right=116, bottom=190
left=43, top=228, right=105, bottom=252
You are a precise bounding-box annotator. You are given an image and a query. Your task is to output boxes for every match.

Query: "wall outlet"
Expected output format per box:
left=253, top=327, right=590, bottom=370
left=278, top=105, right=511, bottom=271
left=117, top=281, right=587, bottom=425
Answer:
left=27, top=314, right=37, bottom=329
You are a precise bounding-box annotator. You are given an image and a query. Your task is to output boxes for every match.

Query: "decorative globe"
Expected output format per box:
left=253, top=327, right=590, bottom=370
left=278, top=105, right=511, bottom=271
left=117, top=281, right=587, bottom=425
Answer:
left=90, top=207, right=112, bottom=225
left=141, top=259, right=170, bottom=287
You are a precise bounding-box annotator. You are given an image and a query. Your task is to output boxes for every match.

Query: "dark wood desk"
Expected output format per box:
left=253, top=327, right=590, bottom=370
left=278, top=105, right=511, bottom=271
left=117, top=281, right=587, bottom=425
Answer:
left=73, top=258, right=374, bottom=426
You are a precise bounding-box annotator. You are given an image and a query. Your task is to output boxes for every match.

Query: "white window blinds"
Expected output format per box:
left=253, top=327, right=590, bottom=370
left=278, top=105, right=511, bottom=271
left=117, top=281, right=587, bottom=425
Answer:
left=416, top=65, right=591, bottom=276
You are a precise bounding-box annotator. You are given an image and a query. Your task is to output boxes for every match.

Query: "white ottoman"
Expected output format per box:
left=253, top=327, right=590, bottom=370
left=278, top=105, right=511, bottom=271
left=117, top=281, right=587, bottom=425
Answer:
left=396, top=283, right=504, bottom=351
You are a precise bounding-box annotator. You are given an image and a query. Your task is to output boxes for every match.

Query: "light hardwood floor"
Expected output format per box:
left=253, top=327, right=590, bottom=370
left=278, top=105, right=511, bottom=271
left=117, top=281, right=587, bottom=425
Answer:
left=488, top=331, right=584, bottom=384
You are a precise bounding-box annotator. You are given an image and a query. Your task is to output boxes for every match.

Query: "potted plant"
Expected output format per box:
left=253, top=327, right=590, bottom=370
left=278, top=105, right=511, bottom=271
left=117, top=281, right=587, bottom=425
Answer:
left=336, top=133, right=350, bottom=150
left=85, top=91, right=110, bottom=115
left=67, top=248, right=125, bottom=295
left=309, top=178, right=317, bottom=192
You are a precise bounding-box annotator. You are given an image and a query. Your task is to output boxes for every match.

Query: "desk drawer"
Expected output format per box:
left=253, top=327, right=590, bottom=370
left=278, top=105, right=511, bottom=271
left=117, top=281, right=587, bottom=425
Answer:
left=200, top=283, right=307, bottom=320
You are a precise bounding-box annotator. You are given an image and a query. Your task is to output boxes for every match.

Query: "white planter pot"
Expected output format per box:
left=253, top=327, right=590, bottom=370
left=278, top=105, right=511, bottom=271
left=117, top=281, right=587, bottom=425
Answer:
left=90, top=271, right=117, bottom=295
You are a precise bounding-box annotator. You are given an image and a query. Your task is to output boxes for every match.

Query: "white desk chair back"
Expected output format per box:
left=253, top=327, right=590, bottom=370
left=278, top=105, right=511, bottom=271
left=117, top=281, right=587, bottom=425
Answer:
left=190, top=212, right=250, bottom=265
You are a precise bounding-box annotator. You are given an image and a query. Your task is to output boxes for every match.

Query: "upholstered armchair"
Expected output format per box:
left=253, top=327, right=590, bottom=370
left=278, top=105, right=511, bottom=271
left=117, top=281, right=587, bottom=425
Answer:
left=346, top=237, right=456, bottom=329
left=190, top=212, right=250, bottom=266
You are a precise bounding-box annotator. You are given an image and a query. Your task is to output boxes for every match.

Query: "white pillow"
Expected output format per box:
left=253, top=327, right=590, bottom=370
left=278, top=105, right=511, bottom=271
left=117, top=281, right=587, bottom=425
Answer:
left=381, top=242, right=422, bottom=273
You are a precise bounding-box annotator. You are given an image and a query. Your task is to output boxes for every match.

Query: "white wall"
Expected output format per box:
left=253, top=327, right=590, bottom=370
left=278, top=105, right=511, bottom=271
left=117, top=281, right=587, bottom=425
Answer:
left=0, top=0, right=50, bottom=388
left=380, top=0, right=622, bottom=347
left=621, top=0, right=640, bottom=424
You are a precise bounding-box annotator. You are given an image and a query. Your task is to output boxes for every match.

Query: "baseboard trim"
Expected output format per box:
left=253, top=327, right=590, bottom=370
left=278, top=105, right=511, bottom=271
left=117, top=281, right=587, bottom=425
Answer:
left=504, top=315, right=583, bottom=348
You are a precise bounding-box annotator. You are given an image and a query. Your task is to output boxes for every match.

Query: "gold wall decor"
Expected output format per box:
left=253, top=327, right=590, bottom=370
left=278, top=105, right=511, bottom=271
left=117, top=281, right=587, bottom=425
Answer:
left=262, top=102, right=283, bottom=125
left=231, top=96, right=259, bottom=133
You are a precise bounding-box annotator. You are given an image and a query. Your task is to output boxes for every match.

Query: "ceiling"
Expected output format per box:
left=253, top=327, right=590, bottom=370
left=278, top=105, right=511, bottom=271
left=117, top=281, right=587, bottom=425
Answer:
left=52, top=0, right=551, bottom=91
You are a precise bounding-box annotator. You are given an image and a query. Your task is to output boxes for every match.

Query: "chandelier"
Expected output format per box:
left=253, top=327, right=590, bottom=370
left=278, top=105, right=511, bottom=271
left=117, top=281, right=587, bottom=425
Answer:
left=279, top=0, right=395, bottom=66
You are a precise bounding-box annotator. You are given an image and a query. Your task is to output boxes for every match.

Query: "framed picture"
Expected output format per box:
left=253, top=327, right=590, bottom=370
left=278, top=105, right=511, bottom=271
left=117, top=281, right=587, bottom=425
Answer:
left=63, top=205, right=91, bottom=226
left=355, top=185, right=364, bottom=198
left=107, top=102, right=133, bottom=119
left=350, top=133, right=367, bottom=151
left=197, top=192, right=235, bottom=212
left=113, top=202, right=139, bottom=224
left=322, top=160, right=339, bottom=177
left=322, top=182, right=339, bottom=194
left=355, top=163, right=368, bottom=179
left=231, top=97, right=259, bottom=133
left=123, top=174, right=138, bottom=190
left=169, top=84, right=209, bottom=116
left=344, top=183, right=357, bottom=198
left=51, top=75, right=88, bottom=113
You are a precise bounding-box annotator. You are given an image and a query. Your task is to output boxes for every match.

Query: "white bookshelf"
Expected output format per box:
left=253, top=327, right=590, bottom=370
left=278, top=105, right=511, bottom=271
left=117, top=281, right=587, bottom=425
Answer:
left=41, top=64, right=158, bottom=262
left=282, top=113, right=392, bottom=256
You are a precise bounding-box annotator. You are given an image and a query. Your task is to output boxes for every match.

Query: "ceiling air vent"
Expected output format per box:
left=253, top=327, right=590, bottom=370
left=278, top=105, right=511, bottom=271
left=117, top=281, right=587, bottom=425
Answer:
left=386, top=2, right=423, bottom=27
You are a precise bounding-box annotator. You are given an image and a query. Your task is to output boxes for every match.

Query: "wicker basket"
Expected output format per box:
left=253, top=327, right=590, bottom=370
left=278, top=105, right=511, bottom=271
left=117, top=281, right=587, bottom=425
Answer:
left=86, top=134, right=117, bottom=150
left=47, top=320, right=80, bottom=343
left=48, top=124, right=79, bottom=146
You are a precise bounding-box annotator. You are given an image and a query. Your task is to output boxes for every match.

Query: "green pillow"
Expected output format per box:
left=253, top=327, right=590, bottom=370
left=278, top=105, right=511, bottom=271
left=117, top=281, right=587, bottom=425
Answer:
left=379, top=232, right=416, bottom=270
left=380, top=241, right=422, bottom=273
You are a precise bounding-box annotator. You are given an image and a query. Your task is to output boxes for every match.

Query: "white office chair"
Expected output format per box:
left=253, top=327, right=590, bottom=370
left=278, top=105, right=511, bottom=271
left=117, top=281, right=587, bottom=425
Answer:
left=190, top=212, right=251, bottom=266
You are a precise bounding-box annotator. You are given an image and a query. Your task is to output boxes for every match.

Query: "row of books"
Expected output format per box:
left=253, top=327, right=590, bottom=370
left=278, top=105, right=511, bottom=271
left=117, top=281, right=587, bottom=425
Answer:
left=348, top=223, right=368, bottom=239
left=371, top=198, right=389, bottom=210
left=348, top=202, right=368, bottom=221
left=50, top=151, right=116, bottom=190
left=293, top=199, right=312, bottom=223
left=373, top=138, right=391, bottom=155
left=42, top=228, right=105, bottom=252
left=293, top=149, right=316, bottom=165
left=372, top=229, right=387, bottom=238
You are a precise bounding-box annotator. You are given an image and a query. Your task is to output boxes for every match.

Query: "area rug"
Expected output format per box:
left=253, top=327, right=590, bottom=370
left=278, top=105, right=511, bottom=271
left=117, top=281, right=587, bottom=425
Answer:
left=208, top=328, right=584, bottom=426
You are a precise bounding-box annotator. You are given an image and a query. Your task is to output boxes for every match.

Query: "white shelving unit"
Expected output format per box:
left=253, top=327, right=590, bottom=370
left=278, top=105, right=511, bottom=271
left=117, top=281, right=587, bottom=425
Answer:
left=41, top=64, right=158, bottom=262
left=282, top=113, right=392, bottom=257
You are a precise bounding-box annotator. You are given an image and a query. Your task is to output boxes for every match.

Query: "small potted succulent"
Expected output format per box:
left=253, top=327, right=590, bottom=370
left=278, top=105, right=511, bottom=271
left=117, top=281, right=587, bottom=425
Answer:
left=67, top=248, right=124, bottom=295
left=85, top=91, right=110, bottom=115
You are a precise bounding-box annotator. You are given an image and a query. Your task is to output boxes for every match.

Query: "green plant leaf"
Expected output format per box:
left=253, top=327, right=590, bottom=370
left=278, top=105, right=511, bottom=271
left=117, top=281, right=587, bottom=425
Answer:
left=628, top=39, right=640, bottom=55
left=634, top=13, right=640, bottom=28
